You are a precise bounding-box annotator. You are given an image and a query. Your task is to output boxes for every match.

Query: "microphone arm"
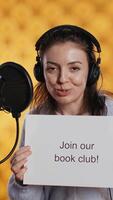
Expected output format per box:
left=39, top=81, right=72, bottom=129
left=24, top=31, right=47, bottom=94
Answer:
left=0, top=116, right=20, bottom=164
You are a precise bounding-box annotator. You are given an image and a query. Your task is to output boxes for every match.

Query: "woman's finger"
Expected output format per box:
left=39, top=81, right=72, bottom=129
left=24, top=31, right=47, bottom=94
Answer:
left=10, top=146, right=31, bottom=162
left=15, top=166, right=28, bottom=181
left=11, top=150, right=31, bottom=165
left=11, top=158, right=28, bottom=174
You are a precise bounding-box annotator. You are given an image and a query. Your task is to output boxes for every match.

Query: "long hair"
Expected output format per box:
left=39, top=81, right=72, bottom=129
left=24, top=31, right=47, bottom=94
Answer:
left=31, top=27, right=107, bottom=115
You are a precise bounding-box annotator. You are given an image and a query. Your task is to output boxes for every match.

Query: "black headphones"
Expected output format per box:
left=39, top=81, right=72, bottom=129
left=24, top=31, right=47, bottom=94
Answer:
left=34, top=25, right=101, bottom=86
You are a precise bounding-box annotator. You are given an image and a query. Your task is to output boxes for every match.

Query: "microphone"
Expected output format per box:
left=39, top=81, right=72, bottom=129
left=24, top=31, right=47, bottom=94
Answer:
left=0, top=62, right=33, bottom=164
left=0, top=62, right=33, bottom=117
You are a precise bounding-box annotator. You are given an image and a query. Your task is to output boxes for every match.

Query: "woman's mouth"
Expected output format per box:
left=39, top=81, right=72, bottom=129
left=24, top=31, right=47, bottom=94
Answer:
left=55, top=89, right=71, bottom=97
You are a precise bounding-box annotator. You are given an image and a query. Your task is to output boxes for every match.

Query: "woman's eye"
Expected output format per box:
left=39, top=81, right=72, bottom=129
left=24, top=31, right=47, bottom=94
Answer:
left=46, top=66, right=57, bottom=72
left=70, top=66, right=80, bottom=71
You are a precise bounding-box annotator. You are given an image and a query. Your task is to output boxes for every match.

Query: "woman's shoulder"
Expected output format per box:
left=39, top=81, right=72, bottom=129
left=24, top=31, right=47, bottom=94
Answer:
left=105, top=95, right=113, bottom=115
left=29, top=106, right=44, bottom=114
left=29, top=103, right=52, bottom=115
left=29, top=107, right=40, bottom=114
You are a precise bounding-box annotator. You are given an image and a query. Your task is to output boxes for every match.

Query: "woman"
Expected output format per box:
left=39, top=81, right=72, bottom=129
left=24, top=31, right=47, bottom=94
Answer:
left=8, top=25, right=113, bottom=200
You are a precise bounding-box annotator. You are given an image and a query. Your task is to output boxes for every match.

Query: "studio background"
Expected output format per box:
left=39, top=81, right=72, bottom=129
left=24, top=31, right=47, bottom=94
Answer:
left=0, top=0, right=113, bottom=199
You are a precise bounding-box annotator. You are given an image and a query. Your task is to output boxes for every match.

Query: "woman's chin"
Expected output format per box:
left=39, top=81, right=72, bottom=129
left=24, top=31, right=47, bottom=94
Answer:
left=54, top=96, right=73, bottom=105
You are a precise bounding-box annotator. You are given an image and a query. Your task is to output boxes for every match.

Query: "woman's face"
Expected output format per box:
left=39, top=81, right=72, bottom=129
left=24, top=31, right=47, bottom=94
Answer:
left=43, top=41, right=89, bottom=107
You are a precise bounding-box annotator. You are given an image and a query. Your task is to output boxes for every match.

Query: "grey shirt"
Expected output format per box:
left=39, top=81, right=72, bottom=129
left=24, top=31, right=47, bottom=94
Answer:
left=8, top=96, right=113, bottom=200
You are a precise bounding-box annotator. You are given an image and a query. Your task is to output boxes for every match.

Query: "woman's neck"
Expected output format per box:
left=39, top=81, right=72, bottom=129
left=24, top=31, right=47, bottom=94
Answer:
left=56, top=98, right=88, bottom=116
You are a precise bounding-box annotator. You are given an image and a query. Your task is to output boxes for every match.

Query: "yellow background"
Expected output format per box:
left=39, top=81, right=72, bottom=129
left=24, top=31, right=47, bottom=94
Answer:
left=0, top=0, right=113, bottom=199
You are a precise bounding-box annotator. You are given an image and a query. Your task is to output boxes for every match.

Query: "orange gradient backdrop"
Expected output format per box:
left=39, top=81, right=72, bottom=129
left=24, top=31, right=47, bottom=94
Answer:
left=0, top=0, right=113, bottom=199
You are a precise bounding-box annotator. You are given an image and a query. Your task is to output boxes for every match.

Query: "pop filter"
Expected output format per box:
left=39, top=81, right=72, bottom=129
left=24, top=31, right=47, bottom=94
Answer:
left=0, top=62, right=33, bottom=164
left=0, top=62, right=33, bottom=117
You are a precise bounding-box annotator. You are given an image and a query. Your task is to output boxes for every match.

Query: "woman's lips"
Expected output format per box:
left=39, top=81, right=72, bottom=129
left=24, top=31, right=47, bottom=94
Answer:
left=55, top=89, right=71, bottom=97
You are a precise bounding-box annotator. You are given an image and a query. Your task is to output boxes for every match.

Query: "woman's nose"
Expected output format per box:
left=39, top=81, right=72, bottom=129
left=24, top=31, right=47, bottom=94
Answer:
left=57, top=70, right=68, bottom=84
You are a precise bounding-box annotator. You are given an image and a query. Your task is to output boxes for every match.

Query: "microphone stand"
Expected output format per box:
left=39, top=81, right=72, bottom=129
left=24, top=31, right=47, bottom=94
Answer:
left=0, top=111, right=20, bottom=164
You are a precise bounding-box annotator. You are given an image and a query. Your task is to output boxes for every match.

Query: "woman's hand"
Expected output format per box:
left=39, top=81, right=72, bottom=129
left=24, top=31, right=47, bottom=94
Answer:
left=10, top=146, right=32, bottom=181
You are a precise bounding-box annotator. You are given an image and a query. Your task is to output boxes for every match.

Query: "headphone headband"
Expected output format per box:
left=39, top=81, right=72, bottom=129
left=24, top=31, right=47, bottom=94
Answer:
left=35, top=25, right=101, bottom=53
left=34, top=24, right=101, bottom=86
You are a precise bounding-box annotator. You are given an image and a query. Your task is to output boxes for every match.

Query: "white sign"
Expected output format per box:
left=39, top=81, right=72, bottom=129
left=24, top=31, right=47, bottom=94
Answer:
left=24, top=115, right=113, bottom=188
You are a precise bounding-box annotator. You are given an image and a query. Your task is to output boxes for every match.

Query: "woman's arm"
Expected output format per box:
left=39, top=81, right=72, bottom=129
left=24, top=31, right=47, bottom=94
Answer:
left=8, top=119, right=45, bottom=200
left=8, top=174, right=45, bottom=200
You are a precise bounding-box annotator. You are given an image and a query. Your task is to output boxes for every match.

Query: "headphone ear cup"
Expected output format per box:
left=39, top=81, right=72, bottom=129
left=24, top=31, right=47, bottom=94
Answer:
left=87, top=64, right=100, bottom=86
left=34, top=58, right=45, bottom=82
